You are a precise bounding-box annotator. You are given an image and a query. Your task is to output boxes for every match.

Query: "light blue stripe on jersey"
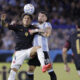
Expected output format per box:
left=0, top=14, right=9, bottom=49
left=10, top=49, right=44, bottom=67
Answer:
left=42, top=37, right=48, bottom=51
left=41, top=23, right=47, bottom=51
left=33, top=35, right=38, bottom=46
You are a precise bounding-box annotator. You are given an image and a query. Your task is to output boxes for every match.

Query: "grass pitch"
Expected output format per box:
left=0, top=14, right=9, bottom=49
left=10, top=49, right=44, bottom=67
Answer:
left=0, top=63, right=80, bottom=80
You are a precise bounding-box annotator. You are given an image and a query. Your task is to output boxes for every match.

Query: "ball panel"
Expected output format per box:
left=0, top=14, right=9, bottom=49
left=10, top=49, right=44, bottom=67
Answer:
left=24, top=4, right=35, bottom=15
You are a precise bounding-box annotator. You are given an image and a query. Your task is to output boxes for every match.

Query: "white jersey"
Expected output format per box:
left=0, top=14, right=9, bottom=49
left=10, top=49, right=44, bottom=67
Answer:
left=32, top=22, right=52, bottom=51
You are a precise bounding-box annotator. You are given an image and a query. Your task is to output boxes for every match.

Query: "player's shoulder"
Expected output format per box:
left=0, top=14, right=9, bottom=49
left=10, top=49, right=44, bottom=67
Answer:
left=44, top=22, right=52, bottom=28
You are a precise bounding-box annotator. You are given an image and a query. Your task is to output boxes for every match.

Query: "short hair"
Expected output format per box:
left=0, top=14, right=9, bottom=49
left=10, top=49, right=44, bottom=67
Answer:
left=39, top=11, right=48, bottom=17
left=22, top=13, right=33, bottom=20
left=39, top=11, right=49, bottom=21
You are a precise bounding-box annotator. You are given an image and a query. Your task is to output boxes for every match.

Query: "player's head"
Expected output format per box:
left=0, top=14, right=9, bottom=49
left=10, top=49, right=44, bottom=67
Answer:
left=22, top=13, right=33, bottom=27
left=76, top=20, right=80, bottom=29
left=38, top=11, right=48, bottom=23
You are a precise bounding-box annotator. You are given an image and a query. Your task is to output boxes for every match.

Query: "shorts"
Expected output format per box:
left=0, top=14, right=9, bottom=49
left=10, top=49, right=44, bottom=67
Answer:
left=11, top=48, right=32, bottom=69
left=73, top=55, right=80, bottom=70
left=28, top=51, right=51, bottom=66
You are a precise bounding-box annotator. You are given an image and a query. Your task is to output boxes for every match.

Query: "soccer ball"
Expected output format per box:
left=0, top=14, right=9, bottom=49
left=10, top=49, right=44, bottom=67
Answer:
left=24, top=4, right=35, bottom=15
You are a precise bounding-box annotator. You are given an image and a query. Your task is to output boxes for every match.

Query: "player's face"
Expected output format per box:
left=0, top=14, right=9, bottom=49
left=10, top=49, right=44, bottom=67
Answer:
left=22, top=15, right=31, bottom=26
left=38, top=13, right=47, bottom=23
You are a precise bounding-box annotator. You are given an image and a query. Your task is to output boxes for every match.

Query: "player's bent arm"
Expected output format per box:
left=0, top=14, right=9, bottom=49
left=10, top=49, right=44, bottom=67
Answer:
left=40, top=27, right=51, bottom=37
left=29, top=29, right=44, bottom=35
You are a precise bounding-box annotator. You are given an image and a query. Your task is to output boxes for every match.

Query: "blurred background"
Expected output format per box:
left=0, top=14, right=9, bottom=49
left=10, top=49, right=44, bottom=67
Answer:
left=0, top=0, right=80, bottom=80
left=0, top=0, right=79, bottom=62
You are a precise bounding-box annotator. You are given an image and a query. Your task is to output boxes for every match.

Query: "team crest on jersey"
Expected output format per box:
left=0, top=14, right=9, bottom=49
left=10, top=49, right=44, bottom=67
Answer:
left=25, top=32, right=28, bottom=36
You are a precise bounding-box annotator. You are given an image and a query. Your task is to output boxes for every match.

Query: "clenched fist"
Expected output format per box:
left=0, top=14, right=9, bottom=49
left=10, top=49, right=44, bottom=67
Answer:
left=1, top=14, right=6, bottom=21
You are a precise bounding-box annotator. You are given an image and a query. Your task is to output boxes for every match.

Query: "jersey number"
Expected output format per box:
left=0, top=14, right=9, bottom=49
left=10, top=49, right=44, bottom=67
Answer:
left=76, top=39, right=80, bottom=54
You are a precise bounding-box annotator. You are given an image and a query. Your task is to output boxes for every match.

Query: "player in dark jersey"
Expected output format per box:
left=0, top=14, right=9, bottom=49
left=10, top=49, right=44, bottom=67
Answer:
left=62, top=21, right=80, bottom=77
left=1, top=13, right=48, bottom=80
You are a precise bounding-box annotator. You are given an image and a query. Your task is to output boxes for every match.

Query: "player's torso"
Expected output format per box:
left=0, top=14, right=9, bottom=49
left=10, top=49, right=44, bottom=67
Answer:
left=14, top=25, right=35, bottom=50
left=33, top=22, right=49, bottom=51
left=70, top=31, right=80, bottom=57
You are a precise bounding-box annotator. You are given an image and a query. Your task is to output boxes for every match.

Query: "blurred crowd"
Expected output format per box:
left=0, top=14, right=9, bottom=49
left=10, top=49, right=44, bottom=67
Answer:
left=0, top=0, right=79, bottom=50
left=48, top=28, right=75, bottom=50
left=0, top=0, right=80, bottom=24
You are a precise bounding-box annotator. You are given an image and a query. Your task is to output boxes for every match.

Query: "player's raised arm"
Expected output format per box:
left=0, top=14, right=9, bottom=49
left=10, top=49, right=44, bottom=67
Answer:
left=1, top=14, right=8, bottom=27
left=1, top=14, right=20, bottom=31
left=29, top=28, right=44, bottom=35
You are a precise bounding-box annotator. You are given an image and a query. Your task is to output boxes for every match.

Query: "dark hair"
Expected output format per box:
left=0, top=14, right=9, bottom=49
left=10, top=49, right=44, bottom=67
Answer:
left=39, top=11, right=49, bottom=21
left=22, top=13, right=33, bottom=20
left=39, top=11, right=48, bottom=17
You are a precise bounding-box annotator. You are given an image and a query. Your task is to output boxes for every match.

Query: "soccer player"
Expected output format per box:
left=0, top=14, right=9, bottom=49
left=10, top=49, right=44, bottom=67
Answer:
left=62, top=21, right=80, bottom=77
left=26, top=11, right=57, bottom=80
left=1, top=13, right=48, bottom=80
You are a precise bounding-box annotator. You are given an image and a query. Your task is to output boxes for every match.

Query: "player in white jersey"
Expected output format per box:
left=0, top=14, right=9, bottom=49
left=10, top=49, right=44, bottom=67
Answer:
left=26, top=11, right=57, bottom=80
left=33, top=22, right=51, bottom=51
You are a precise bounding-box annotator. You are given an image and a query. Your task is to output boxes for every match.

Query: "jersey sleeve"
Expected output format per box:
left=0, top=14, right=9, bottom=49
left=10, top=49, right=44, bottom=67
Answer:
left=64, top=36, right=71, bottom=50
left=45, top=22, right=52, bottom=29
left=8, top=24, right=21, bottom=31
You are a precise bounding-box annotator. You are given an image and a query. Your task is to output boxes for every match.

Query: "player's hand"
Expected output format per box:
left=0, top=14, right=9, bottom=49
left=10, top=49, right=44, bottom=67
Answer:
left=64, top=64, right=70, bottom=72
left=1, top=14, right=6, bottom=21
left=10, top=20, right=17, bottom=25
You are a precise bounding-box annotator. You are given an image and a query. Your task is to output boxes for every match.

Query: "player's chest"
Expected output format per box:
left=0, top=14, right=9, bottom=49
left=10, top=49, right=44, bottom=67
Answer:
left=16, top=28, right=30, bottom=37
left=37, top=24, right=45, bottom=29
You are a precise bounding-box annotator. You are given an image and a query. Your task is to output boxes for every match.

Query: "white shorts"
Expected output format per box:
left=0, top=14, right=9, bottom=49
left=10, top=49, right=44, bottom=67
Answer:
left=11, top=48, right=32, bottom=69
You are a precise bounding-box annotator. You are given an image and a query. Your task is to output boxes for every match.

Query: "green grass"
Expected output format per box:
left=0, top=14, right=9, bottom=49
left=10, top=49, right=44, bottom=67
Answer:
left=0, top=63, right=80, bottom=80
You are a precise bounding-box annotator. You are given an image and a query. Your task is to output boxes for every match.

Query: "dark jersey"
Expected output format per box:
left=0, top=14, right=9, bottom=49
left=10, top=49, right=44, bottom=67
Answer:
left=8, top=24, right=38, bottom=51
left=64, top=30, right=80, bottom=57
